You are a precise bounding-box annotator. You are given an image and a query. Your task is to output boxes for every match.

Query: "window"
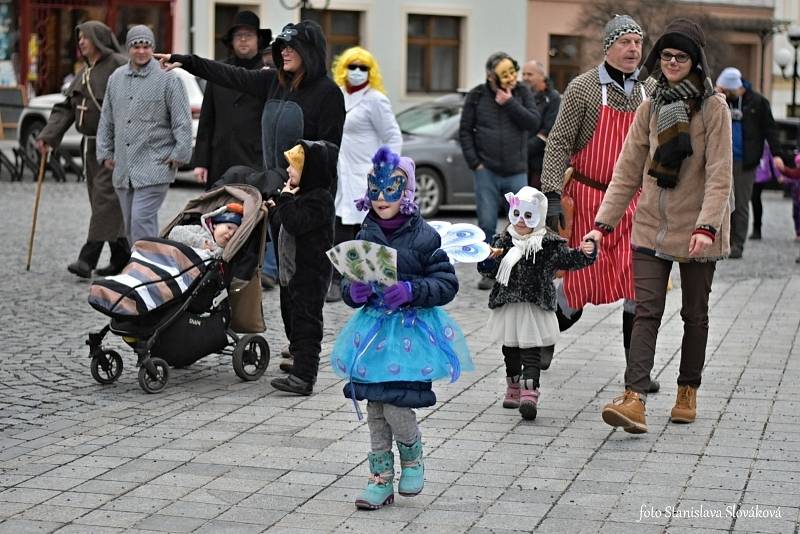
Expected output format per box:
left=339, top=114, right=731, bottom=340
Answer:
left=300, top=9, right=360, bottom=68
left=213, top=4, right=259, bottom=60
left=406, top=14, right=461, bottom=94
left=548, top=35, right=582, bottom=93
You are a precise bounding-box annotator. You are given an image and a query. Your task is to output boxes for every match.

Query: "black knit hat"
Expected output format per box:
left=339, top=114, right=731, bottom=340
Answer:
left=221, top=11, right=271, bottom=50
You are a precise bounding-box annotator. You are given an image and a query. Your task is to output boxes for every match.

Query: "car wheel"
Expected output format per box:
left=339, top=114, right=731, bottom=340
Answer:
left=415, top=166, right=444, bottom=218
left=20, top=119, right=46, bottom=163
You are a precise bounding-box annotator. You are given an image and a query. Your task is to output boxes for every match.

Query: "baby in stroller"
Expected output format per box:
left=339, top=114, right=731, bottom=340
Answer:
left=167, top=202, right=244, bottom=258
left=86, top=184, right=271, bottom=393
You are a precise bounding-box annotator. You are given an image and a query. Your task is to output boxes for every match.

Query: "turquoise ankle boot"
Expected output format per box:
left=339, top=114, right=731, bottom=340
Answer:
left=355, top=451, right=394, bottom=510
left=396, top=439, right=424, bottom=496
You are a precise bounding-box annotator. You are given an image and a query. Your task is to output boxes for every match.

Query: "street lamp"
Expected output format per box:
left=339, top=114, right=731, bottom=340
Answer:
left=777, top=26, right=800, bottom=117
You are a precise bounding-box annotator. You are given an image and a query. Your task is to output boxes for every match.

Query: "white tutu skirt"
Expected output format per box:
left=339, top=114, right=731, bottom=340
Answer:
left=487, top=302, right=559, bottom=348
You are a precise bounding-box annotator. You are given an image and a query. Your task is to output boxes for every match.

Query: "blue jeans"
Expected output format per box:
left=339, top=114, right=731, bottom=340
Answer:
left=474, top=167, right=527, bottom=242
left=262, top=226, right=278, bottom=279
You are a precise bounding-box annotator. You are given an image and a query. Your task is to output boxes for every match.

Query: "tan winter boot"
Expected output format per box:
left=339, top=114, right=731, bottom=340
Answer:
left=601, top=389, right=647, bottom=434
left=670, top=385, right=697, bottom=423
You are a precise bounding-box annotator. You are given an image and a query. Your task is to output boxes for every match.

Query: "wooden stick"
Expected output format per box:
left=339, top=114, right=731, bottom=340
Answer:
left=26, top=150, right=48, bottom=271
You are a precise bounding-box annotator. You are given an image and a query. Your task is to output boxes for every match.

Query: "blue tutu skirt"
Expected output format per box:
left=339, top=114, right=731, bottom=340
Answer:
left=331, top=305, right=473, bottom=384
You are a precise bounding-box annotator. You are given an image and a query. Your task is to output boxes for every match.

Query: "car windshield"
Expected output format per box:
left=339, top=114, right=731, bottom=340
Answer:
left=397, top=103, right=460, bottom=137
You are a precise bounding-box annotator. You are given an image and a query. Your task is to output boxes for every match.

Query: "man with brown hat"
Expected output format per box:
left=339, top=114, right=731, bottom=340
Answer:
left=540, top=15, right=658, bottom=392
left=193, top=11, right=271, bottom=188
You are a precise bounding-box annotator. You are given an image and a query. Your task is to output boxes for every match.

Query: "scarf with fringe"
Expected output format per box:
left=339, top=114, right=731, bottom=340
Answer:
left=496, top=224, right=547, bottom=286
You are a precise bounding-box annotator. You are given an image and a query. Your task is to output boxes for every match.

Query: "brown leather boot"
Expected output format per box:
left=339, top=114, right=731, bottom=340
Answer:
left=601, top=390, right=647, bottom=434
left=670, top=385, right=697, bottom=423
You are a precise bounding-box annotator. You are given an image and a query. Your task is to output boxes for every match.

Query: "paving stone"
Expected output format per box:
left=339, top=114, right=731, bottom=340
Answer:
left=0, top=177, right=798, bottom=533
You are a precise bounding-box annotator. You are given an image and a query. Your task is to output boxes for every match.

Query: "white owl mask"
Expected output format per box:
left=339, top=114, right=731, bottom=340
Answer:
left=504, top=186, right=548, bottom=231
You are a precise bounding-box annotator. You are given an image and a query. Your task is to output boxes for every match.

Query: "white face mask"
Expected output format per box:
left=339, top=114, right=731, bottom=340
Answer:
left=505, top=191, right=543, bottom=229
left=347, top=69, right=369, bottom=87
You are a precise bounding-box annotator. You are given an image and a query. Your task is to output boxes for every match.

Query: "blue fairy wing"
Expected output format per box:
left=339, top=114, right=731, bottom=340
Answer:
left=428, top=220, right=451, bottom=239
left=443, top=241, right=492, bottom=263
left=441, top=223, right=485, bottom=248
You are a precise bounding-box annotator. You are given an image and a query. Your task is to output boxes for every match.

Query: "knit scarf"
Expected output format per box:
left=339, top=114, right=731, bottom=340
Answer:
left=496, top=225, right=546, bottom=287
left=647, top=73, right=703, bottom=189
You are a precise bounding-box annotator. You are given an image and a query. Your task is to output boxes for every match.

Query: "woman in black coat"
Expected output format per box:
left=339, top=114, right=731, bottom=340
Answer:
left=156, top=20, right=345, bottom=395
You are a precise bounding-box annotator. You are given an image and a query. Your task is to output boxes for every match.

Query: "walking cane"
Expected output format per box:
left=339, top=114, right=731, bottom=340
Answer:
left=26, top=149, right=49, bottom=271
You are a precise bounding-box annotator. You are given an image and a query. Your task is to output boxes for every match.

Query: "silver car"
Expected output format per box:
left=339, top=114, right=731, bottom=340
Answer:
left=398, top=93, right=474, bottom=218
left=17, top=68, right=203, bottom=168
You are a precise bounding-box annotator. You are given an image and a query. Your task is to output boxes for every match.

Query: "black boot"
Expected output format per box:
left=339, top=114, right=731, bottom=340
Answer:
left=68, top=241, right=103, bottom=278
left=96, top=238, right=130, bottom=276
left=556, top=306, right=583, bottom=331
left=749, top=227, right=761, bottom=240
left=539, top=345, right=555, bottom=371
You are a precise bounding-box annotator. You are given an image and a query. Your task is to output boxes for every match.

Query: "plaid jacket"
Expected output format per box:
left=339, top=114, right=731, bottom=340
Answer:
left=540, top=66, right=655, bottom=194
left=97, top=59, right=192, bottom=188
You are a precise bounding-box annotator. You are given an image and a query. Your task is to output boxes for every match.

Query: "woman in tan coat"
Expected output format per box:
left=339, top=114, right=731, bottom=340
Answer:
left=584, top=19, right=732, bottom=434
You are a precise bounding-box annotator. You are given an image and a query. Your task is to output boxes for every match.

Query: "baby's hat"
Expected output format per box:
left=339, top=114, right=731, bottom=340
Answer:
left=210, top=203, right=244, bottom=226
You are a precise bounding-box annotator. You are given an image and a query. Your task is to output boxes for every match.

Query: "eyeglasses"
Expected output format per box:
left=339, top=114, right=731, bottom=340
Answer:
left=233, top=31, right=257, bottom=41
left=347, top=64, right=369, bottom=72
left=660, top=51, right=691, bottom=64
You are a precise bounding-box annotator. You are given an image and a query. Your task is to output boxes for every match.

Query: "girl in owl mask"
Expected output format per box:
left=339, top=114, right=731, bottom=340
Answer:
left=478, top=186, right=597, bottom=420
left=333, top=146, right=473, bottom=510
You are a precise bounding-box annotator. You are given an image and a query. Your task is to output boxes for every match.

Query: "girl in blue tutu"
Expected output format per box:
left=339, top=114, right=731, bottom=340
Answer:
left=333, top=146, right=473, bottom=510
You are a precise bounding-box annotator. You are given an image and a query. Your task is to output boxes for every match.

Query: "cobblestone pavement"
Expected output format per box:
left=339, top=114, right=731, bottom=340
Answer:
left=0, top=175, right=798, bottom=534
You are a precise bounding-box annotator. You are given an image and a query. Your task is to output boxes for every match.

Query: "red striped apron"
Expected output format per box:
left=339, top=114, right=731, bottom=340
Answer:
left=563, top=84, right=644, bottom=309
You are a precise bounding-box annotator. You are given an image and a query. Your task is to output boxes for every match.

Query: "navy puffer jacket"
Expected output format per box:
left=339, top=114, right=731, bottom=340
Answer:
left=341, top=213, right=458, bottom=309
left=340, top=212, right=458, bottom=408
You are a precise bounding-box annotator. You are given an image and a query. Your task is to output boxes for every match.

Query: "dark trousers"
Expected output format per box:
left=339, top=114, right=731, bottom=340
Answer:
left=502, top=345, right=542, bottom=388
left=626, top=251, right=716, bottom=395
left=731, top=161, right=755, bottom=252
left=279, top=281, right=327, bottom=384
left=751, top=181, right=765, bottom=232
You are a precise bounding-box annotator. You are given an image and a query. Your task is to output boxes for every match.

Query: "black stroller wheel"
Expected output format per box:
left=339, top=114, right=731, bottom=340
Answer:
left=90, top=350, right=123, bottom=384
left=232, top=334, right=270, bottom=381
left=137, top=357, right=170, bottom=393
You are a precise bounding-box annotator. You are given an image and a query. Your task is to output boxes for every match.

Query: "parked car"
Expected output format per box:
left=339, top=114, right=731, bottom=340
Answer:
left=17, top=68, right=203, bottom=169
left=397, top=93, right=474, bottom=217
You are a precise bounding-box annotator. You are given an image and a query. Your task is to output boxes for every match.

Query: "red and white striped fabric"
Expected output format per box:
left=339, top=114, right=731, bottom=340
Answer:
left=563, top=85, right=641, bottom=309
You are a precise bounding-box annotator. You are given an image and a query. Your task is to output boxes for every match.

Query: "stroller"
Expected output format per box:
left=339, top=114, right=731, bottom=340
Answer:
left=85, top=185, right=271, bottom=393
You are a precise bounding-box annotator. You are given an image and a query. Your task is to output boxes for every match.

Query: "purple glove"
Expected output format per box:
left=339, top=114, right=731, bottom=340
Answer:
left=383, top=281, right=413, bottom=310
left=349, top=281, right=373, bottom=304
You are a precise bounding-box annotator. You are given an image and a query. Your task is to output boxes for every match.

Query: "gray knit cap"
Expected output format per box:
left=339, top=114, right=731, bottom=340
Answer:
left=603, top=15, right=643, bottom=53
left=126, top=25, right=155, bottom=49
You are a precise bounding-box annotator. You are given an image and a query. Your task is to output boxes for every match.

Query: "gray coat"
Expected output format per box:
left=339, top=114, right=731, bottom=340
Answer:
left=97, top=58, right=193, bottom=189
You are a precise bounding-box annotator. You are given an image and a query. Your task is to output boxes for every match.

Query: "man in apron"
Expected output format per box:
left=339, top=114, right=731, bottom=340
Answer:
left=540, top=15, right=659, bottom=393
left=38, top=21, right=128, bottom=278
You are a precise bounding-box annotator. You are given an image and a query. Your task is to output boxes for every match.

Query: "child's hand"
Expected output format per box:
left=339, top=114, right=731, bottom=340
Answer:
left=383, top=281, right=413, bottom=310
left=349, top=282, right=372, bottom=304
left=266, top=199, right=276, bottom=208
left=581, top=238, right=597, bottom=257
left=489, top=247, right=504, bottom=258
left=281, top=182, right=299, bottom=195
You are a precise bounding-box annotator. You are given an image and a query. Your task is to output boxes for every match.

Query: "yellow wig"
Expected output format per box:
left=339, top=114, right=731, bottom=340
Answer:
left=332, top=46, right=386, bottom=94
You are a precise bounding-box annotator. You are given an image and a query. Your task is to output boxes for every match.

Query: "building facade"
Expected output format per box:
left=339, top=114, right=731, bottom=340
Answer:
left=187, top=0, right=528, bottom=111
left=525, top=0, right=778, bottom=96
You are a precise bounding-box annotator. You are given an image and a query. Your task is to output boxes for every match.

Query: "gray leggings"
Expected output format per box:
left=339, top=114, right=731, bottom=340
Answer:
left=367, top=401, right=419, bottom=452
